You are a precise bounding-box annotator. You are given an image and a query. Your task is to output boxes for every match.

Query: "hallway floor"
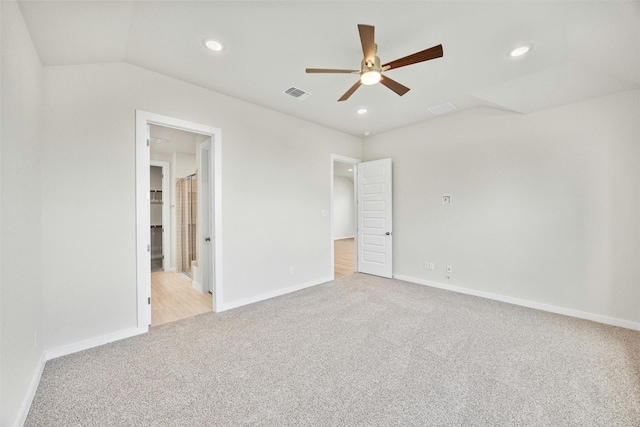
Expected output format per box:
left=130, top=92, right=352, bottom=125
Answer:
left=151, top=271, right=212, bottom=327
left=334, top=238, right=355, bottom=278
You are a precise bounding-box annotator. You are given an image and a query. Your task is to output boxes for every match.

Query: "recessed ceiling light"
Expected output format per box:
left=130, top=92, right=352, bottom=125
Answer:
left=357, top=108, right=368, bottom=115
left=204, top=39, right=224, bottom=52
left=348, top=168, right=353, bottom=172
left=363, top=131, right=370, bottom=136
left=510, top=44, right=531, bottom=57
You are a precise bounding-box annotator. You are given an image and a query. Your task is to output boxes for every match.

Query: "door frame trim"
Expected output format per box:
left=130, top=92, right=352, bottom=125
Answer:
left=136, top=110, right=223, bottom=331
left=330, top=154, right=361, bottom=279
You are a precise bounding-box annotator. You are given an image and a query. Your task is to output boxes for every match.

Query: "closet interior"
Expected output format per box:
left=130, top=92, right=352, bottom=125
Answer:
left=150, top=165, right=164, bottom=272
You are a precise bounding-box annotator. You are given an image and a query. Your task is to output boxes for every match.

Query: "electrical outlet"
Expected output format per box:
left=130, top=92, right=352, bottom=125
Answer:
left=289, top=266, right=294, bottom=275
left=446, top=265, right=453, bottom=273
left=442, top=195, right=451, bottom=205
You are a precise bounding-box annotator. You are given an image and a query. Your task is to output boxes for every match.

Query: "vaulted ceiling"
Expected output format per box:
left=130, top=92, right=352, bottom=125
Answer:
left=18, top=1, right=639, bottom=137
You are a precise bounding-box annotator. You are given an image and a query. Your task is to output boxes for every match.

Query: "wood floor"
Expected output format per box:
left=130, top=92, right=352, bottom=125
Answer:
left=334, top=237, right=355, bottom=278
left=151, top=271, right=212, bottom=327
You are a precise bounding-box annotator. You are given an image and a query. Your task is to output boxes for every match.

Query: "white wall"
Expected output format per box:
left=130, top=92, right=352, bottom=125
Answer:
left=173, top=152, right=196, bottom=180
left=0, top=2, right=44, bottom=425
left=363, top=90, right=640, bottom=324
left=333, top=176, right=354, bottom=239
left=41, top=62, right=362, bottom=351
left=150, top=152, right=172, bottom=163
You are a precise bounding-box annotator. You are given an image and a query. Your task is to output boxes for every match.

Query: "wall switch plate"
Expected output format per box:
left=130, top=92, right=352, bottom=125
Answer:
left=446, top=265, right=453, bottom=273
left=442, top=195, right=451, bottom=205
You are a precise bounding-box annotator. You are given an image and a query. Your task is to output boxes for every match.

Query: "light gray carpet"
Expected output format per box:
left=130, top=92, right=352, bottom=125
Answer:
left=26, top=274, right=640, bottom=426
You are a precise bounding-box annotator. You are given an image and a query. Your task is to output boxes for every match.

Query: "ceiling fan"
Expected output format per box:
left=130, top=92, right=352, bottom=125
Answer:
left=306, top=24, right=443, bottom=101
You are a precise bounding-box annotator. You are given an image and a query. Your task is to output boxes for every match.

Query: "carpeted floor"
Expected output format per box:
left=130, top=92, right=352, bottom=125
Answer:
left=26, top=274, right=640, bottom=426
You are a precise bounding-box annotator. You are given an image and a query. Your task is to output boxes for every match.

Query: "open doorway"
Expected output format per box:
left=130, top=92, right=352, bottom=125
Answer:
left=331, top=154, right=360, bottom=278
left=148, top=125, right=211, bottom=326
left=136, top=111, right=222, bottom=332
left=331, top=155, right=394, bottom=280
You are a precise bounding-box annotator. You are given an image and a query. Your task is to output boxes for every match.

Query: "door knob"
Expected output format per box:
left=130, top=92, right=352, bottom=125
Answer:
left=385, top=232, right=390, bottom=235
left=205, top=237, right=211, bottom=242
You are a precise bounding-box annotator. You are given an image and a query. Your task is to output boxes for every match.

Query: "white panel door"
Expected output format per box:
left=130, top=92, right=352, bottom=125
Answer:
left=357, top=158, right=392, bottom=278
left=199, top=138, right=213, bottom=294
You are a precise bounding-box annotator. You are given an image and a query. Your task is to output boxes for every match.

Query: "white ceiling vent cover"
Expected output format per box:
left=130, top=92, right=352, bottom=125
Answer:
left=428, top=102, right=457, bottom=115
left=149, top=137, right=169, bottom=144
left=284, top=86, right=311, bottom=100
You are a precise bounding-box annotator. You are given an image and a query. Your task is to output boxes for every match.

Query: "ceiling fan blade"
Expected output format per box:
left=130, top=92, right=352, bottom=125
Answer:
left=382, top=44, right=443, bottom=71
left=380, top=75, right=410, bottom=96
left=358, top=24, right=375, bottom=62
left=306, top=68, right=360, bottom=74
left=338, top=80, right=363, bottom=102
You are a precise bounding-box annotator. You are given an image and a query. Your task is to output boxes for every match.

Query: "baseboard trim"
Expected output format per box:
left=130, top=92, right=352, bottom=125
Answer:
left=218, top=276, right=333, bottom=312
left=15, top=352, right=46, bottom=427
left=45, top=326, right=147, bottom=361
left=394, top=274, right=640, bottom=332
left=192, top=280, right=203, bottom=293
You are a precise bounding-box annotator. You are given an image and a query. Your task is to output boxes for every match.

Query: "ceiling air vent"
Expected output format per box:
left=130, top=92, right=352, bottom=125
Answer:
left=283, top=86, right=311, bottom=100
left=428, top=102, right=457, bottom=115
left=149, top=137, right=169, bottom=144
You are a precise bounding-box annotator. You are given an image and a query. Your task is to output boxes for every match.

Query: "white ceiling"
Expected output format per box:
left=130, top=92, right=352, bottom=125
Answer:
left=334, top=161, right=355, bottom=179
left=18, top=1, right=639, bottom=137
left=149, top=124, right=200, bottom=155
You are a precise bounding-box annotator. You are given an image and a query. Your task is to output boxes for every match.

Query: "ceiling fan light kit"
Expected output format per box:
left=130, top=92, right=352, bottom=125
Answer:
left=360, top=55, right=382, bottom=85
left=361, top=70, right=381, bottom=85
left=306, top=24, right=443, bottom=101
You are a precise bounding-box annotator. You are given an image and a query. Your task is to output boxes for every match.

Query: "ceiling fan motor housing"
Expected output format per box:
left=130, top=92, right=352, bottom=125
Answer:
left=362, top=56, right=381, bottom=73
